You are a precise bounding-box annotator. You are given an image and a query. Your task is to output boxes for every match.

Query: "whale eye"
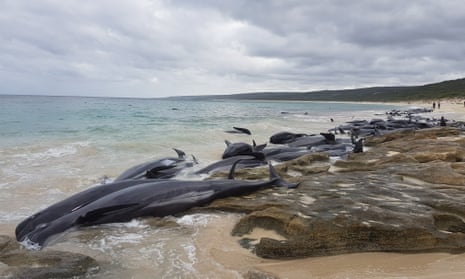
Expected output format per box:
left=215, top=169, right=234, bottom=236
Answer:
left=37, top=223, right=48, bottom=229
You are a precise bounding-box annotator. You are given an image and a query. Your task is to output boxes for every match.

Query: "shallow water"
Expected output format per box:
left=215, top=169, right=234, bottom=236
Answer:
left=0, top=95, right=407, bottom=277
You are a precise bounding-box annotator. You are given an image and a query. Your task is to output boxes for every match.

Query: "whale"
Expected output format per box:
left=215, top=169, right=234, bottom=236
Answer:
left=15, top=178, right=167, bottom=242
left=288, top=135, right=326, bottom=148
left=269, top=132, right=307, bottom=144
left=145, top=155, right=198, bottom=179
left=225, top=126, right=252, bottom=135
left=114, top=148, right=186, bottom=181
left=19, top=162, right=298, bottom=248
left=222, top=140, right=254, bottom=159
left=222, top=140, right=267, bottom=159
left=195, top=154, right=266, bottom=175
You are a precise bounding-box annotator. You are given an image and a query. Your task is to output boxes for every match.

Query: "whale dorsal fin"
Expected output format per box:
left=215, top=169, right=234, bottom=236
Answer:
left=227, top=159, right=243, bottom=180
left=268, top=163, right=299, bottom=189
left=173, top=148, right=186, bottom=160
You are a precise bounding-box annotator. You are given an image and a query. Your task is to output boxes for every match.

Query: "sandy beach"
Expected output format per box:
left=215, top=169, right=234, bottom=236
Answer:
left=394, top=99, right=465, bottom=121
left=194, top=99, right=465, bottom=279
left=195, top=214, right=465, bottom=279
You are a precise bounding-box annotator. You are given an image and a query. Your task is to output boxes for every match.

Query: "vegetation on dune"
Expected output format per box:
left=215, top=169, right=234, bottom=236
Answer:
left=168, top=77, right=465, bottom=102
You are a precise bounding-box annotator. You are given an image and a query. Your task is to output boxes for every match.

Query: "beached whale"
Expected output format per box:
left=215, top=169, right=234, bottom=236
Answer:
left=19, top=162, right=297, bottom=249
left=222, top=140, right=266, bottom=159
left=288, top=135, right=326, bottom=148
left=114, top=148, right=187, bottom=181
left=195, top=154, right=266, bottom=175
left=145, top=155, right=198, bottom=179
left=16, top=149, right=195, bottom=242
left=270, top=132, right=307, bottom=144
left=15, top=178, right=159, bottom=242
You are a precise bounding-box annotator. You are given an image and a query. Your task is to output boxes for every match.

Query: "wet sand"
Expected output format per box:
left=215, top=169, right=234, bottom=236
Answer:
left=195, top=100, right=465, bottom=279
left=196, top=214, right=465, bottom=279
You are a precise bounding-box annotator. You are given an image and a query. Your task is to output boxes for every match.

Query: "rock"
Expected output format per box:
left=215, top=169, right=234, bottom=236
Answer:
left=364, top=127, right=460, bottom=146
left=0, top=235, right=99, bottom=279
left=0, top=235, right=21, bottom=254
left=205, top=127, right=465, bottom=259
left=243, top=269, right=280, bottom=279
left=275, top=152, right=330, bottom=177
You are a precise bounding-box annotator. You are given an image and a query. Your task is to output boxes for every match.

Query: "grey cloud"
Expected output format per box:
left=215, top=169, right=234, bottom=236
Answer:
left=1, top=0, right=464, bottom=97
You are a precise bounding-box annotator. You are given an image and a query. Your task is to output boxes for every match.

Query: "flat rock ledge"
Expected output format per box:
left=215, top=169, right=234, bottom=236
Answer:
left=0, top=235, right=98, bottom=279
left=207, top=127, right=465, bottom=259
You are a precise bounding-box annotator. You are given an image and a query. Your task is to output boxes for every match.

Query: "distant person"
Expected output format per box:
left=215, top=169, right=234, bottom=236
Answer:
left=353, top=139, right=363, bottom=153
left=463, top=101, right=465, bottom=107
left=440, top=116, right=446, bottom=126
left=432, top=102, right=436, bottom=109
left=438, top=102, right=441, bottom=109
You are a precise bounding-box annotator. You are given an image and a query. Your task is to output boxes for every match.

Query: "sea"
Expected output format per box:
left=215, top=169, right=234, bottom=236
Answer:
left=0, top=95, right=407, bottom=278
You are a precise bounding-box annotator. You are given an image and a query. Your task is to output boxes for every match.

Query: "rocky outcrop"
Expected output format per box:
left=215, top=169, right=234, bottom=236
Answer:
left=207, top=127, right=465, bottom=259
left=5, top=126, right=465, bottom=274
left=243, top=269, right=280, bottom=279
left=0, top=235, right=98, bottom=279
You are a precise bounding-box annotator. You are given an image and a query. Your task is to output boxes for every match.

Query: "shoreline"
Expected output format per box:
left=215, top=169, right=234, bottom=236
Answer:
left=194, top=99, right=465, bottom=279
left=3, top=98, right=465, bottom=278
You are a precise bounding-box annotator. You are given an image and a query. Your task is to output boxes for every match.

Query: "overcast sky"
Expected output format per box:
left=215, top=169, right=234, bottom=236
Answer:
left=1, top=0, right=464, bottom=98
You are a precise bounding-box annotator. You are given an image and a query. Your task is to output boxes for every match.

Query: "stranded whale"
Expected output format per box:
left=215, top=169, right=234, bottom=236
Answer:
left=18, top=162, right=297, bottom=248
left=114, top=148, right=188, bottom=181
left=222, top=140, right=267, bottom=159
left=15, top=178, right=156, bottom=242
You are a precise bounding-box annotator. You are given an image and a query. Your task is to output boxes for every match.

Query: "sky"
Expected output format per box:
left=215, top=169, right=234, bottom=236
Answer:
left=1, top=0, right=465, bottom=98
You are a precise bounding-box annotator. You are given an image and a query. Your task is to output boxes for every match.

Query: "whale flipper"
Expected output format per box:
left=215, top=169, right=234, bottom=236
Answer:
left=233, top=126, right=251, bottom=135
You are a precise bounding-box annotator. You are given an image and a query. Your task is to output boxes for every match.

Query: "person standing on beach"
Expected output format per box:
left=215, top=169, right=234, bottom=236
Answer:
left=438, top=102, right=441, bottom=109
left=440, top=116, right=446, bottom=126
left=433, top=102, right=436, bottom=109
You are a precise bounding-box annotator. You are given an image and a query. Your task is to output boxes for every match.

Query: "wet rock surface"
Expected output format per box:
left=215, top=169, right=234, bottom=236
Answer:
left=0, top=235, right=98, bottom=279
left=5, top=124, right=465, bottom=277
left=207, top=127, right=465, bottom=259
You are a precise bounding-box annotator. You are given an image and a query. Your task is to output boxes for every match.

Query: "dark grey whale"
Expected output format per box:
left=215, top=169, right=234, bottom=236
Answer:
left=20, top=163, right=297, bottom=248
left=225, top=126, right=252, bottom=135
left=145, top=155, right=197, bottom=179
left=222, top=140, right=267, bottom=159
left=15, top=178, right=160, bottom=242
left=288, top=135, right=326, bottom=148
left=114, top=148, right=186, bottom=181
left=270, top=132, right=307, bottom=144
left=222, top=140, right=254, bottom=159
left=195, top=154, right=266, bottom=175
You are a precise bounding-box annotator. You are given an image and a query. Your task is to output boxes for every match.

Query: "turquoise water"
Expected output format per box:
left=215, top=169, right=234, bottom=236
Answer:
left=0, top=95, right=398, bottom=146
left=0, top=95, right=405, bottom=278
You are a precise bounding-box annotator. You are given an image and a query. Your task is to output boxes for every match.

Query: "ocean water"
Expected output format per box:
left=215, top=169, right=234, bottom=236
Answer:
left=0, top=95, right=405, bottom=278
